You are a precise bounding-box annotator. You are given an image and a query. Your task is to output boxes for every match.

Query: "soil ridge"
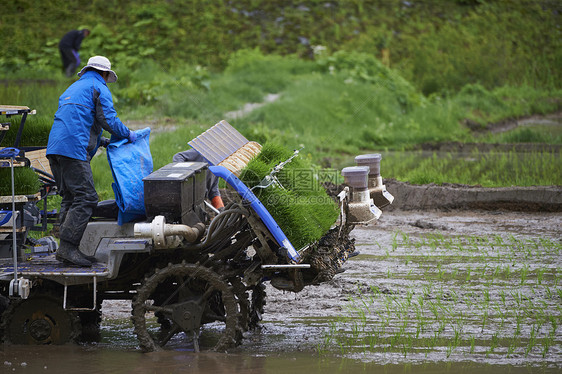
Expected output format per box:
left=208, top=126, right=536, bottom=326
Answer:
left=384, top=178, right=562, bottom=212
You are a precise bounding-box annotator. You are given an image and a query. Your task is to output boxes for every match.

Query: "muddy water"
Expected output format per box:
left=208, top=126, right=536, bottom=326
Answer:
left=2, top=345, right=539, bottom=374
left=2, top=210, right=561, bottom=373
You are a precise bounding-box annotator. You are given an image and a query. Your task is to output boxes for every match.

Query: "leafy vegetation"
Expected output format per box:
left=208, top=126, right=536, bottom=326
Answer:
left=1, top=1, right=560, bottom=195
left=1, top=1, right=560, bottom=94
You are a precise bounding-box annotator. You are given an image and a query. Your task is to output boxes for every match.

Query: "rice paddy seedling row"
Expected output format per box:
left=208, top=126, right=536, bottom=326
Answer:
left=321, top=232, right=562, bottom=367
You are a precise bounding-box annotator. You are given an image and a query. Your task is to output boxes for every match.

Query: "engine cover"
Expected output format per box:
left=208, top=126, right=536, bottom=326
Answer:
left=143, top=162, right=207, bottom=226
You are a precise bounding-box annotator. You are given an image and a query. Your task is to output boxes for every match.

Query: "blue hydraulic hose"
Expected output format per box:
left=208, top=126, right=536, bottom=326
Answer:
left=209, top=166, right=300, bottom=263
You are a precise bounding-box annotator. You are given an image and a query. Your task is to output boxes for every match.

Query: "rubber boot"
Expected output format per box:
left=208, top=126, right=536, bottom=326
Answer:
left=79, top=251, right=97, bottom=263
left=56, top=240, right=92, bottom=267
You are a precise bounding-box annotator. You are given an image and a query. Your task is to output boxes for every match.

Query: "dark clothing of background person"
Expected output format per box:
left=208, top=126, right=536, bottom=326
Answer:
left=59, top=29, right=89, bottom=77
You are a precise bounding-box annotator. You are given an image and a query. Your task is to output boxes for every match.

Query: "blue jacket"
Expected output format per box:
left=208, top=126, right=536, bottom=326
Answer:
left=47, top=70, right=131, bottom=161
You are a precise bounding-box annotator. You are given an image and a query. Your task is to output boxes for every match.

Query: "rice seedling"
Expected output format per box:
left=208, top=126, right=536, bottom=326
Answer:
left=500, top=290, right=507, bottom=306
left=537, top=268, right=546, bottom=285
left=0, top=166, right=41, bottom=195
left=239, top=142, right=339, bottom=249
left=520, top=265, right=529, bottom=285
left=319, top=231, right=562, bottom=365
left=465, top=266, right=472, bottom=281
left=2, top=115, right=52, bottom=147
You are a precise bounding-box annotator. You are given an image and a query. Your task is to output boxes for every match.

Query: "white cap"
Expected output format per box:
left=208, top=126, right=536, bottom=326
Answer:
left=77, top=56, right=118, bottom=83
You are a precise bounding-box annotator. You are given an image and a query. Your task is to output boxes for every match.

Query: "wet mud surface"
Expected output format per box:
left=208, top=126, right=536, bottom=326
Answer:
left=259, top=210, right=561, bottom=360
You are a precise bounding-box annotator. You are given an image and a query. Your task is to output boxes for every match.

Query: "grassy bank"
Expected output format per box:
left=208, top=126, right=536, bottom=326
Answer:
left=381, top=149, right=562, bottom=187
left=1, top=51, right=560, bottom=198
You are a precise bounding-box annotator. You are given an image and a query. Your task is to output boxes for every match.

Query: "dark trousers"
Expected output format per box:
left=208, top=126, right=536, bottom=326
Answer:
left=59, top=48, right=77, bottom=77
left=48, top=155, right=98, bottom=246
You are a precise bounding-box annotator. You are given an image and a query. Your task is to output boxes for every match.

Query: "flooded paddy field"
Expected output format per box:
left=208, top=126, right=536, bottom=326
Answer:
left=1, top=210, right=561, bottom=373
left=255, top=210, right=562, bottom=372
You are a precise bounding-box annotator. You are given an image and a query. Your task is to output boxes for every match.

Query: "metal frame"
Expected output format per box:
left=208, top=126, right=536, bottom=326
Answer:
left=63, top=276, right=98, bottom=311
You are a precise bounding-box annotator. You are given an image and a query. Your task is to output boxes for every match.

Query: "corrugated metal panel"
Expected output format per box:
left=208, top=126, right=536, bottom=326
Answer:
left=188, top=120, right=250, bottom=165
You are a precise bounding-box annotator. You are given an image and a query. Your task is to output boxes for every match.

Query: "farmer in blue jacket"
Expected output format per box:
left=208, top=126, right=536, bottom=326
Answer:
left=47, top=56, right=136, bottom=266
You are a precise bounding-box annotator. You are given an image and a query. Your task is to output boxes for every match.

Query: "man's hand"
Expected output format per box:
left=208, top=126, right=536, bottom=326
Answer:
left=128, top=131, right=137, bottom=143
left=211, top=196, right=224, bottom=211
left=100, top=137, right=110, bottom=148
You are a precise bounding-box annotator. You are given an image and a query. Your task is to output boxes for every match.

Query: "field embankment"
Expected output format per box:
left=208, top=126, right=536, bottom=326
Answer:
left=385, top=179, right=562, bottom=212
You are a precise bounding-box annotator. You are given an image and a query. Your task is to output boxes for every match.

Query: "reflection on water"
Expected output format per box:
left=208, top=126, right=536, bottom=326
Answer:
left=2, top=344, right=556, bottom=374
left=1, top=308, right=560, bottom=374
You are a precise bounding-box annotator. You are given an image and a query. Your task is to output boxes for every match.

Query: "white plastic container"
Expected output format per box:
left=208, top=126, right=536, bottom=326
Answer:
left=341, top=166, right=369, bottom=190
left=355, top=154, right=381, bottom=177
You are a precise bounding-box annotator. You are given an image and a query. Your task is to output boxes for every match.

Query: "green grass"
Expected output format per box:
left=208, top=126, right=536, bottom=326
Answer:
left=485, top=126, right=562, bottom=144
left=0, top=79, right=66, bottom=118
left=453, top=84, right=562, bottom=127
left=382, top=150, right=562, bottom=187
left=1, top=52, right=560, bottom=195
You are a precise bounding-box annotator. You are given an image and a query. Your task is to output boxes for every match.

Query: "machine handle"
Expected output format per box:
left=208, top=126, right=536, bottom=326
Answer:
left=0, top=147, right=20, bottom=159
left=0, top=210, right=13, bottom=226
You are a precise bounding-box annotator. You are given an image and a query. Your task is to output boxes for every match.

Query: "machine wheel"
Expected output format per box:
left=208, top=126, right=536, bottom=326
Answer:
left=229, top=277, right=250, bottom=332
left=131, top=262, right=241, bottom=352
left=1, top=295, right=80, bottom=345
left=249, top=283, right=267, bottom=329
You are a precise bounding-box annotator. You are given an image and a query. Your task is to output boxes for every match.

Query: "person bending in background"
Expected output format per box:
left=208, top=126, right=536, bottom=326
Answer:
left=59, top=28, right=90, bottom=77
left=47, top=56, right=136, bottom=267
left=173, top=149, right=225, bottom=211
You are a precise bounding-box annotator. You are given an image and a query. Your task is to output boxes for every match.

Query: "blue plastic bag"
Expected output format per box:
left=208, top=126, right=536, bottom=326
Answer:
left=107, top=127, right=152, bottom=225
